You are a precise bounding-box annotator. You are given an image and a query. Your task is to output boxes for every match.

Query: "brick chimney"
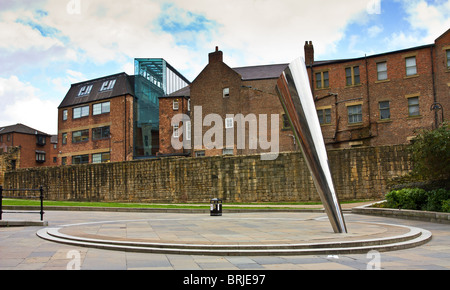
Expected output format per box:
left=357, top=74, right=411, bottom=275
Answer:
left=209, top=46, right=223, bottom=63
left=304, top=41, right=314, bottom=66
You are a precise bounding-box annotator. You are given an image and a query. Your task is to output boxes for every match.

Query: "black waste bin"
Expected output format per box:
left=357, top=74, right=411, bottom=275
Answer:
left=210, top=198, right=222, bottom=216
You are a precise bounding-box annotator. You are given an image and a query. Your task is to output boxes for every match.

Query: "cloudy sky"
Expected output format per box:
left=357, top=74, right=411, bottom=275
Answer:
left=0, top=0, right=449, bottom=134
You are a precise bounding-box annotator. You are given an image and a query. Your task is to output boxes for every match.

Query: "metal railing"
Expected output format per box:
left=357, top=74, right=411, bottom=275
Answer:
left=0, top=186, right=44, bottom=221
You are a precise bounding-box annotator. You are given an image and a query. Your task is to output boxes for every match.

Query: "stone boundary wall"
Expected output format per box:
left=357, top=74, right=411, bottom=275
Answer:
left=2, top=145, right=412, bottom=203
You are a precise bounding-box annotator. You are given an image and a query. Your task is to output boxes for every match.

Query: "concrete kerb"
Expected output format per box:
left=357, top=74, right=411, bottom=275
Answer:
left=351, top=201, right=450, bottom=224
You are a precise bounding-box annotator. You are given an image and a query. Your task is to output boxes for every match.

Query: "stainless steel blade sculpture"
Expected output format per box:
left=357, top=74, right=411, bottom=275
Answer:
left=276, top=57, right=347, bottom=233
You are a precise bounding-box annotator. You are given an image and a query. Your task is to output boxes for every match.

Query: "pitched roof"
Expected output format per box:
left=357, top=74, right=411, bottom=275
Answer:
left=232, top=63, right=288, bottom=80
left=0, top=123, right=50, bottom=136
left=58, top=72, right=135, bottom=109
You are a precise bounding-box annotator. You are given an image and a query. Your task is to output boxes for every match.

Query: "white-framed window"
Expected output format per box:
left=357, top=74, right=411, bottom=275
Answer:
left=73, top=105, right=89, bottom=119
left=35, top=151, right=46, bottom=163
left=93, top=101, right=110, bottom=115
left=92, top=152, right=110, bottom=164
left=379, top=101, right=390, bottom=120
left=408, top=96, right=420, bottom=117
left=173, top=100, right=179, bottom=110
left=223, top=148, right=233, bottom=155
left=62, top=109, right=68, bottom=121
left=173, top=124, right=179, bottom=138
left=187, top=99, right=191, bottom=111
left=225, top=117, right=234, bottom=129
left=377, top=62, right=387, bottom=80
left=405, top=56, right=417, bottom=76
left=347, top=104, right=362, bottom=124
left=223, top=87, right=230, bottom=98
left=100, top=79, right=116, bottom=91
left=78, top=85, right=93, bottom=97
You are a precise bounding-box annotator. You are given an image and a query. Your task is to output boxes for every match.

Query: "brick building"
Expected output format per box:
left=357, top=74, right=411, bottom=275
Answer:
left=0, top=123, right=57, bottom=168
left=305, top=28, right=450, bottom=148
left=57, top=72, right=135, bottom=165
left=160, top=47, right=297, bottom=157
left=160, top=29, right=449, bottom=156
left=57, top=59, right=190, bottom=165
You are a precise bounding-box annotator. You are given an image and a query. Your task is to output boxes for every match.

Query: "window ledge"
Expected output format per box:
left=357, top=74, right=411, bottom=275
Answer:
left=404, top=74, right=419, bottom=79
left=407, top=115, right=423, bottom=119
left=375, top=79, right=390, bottom=84
left=377, top=119, right=392, bottom=123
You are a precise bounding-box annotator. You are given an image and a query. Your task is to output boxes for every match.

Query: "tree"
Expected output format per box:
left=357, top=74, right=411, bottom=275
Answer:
left=410, top=123, right=450, bottom=180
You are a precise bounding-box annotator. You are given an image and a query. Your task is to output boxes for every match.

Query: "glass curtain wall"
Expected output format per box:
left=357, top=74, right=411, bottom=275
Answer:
left=134, top=58, right=190, bottom=158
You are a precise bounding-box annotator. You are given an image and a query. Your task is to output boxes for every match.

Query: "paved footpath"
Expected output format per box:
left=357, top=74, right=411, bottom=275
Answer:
left=1, top=208, right=449, bottom=271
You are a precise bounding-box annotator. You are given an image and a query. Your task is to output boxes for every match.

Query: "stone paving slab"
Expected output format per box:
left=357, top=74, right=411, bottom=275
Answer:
left=0, top=210, right=449, bottom=270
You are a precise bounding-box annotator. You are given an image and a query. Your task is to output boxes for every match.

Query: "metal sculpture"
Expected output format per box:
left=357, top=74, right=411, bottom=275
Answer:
left=276, top=58, right=347, bottom=233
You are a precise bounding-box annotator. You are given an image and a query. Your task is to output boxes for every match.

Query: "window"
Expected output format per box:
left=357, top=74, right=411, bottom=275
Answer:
left=225, top=117, right=234, bottom=129
left=92, top=152, right=110, bottom=164
left=379, top=101, right=390, bottom=120
left=282, top=114, right=291, bottom=129
left=62, top=133, right=68, bottom=145
left=53, top=157, right=57, bottom=163
left=223, top=148, right=233, bottom=155
left=446, top=49, right=450, bottom=70
left=195, top=151, right=205, bottom=157
left=100, top=79, right=116, bottom=91
left=347, top=104, right=362, bottom=124
left=377, top=62, right=388, bottom=80
left=317, top=108, right=331, bottom=125
left=62, top=157, right=67, bottom=165
left=173, top=100, right=179, bottom=110
left=315, top=71, right=329, bottom=89
left=92, top=126, right=110, bottom=140
left=173, top=124, right=179, bottom=138
left=73, top=105, right=89, bottom=119
left=63, top=110, right=68, bottom=121
left=36, top=135, right=46, bottom=146
left=93, top=101, right=110, bottom=115
left=223, top=87, right=230, bottom=98
left=345, top=66, right=360, bottom=86
left=408, top=97, right=420, bottom=117
left=72, top=129, right=89, bottom=143
left=78, top=85, right=93, bottom=97
left=405, top=56, right=417, bottom=76
left=35, top=151, right=46, bottom=163
left=72, top=155, right=89, bottom=165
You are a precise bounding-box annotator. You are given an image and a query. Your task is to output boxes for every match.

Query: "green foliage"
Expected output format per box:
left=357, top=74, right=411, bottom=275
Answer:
left=441, top=200, right=450, bottom=213
left=385, top=187, right=450, bottom=212
left=410, top=122, right=450, bottom=180
left=424, top=188, right=450, bottom=212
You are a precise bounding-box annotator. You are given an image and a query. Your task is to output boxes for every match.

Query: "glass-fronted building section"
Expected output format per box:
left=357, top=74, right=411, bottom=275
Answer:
left=134, top=58, right=190, bottom=158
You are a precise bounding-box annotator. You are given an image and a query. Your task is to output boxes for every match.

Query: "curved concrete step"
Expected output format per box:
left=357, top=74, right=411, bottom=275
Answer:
left=36, top=223, right=432, bottom=256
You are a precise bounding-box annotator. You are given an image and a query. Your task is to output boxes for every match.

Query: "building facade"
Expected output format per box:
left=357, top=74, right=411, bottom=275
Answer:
left=57, top=59, right=190, bottom=165
left=160, top=29, right=449, bottom=156
left=57, top=72, right=135, bottom=165
left=160, top=47, right=297, bottom=157
left=0, top=123, right=57, bottom=168
left=305, top=28, right=449, bottom=149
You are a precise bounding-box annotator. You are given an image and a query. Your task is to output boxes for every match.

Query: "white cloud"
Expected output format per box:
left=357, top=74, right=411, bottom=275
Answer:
left=383, top=0, right=450, bottom=50
left=0, top=76, right=58, bottom=134
left=368, top=25, right=383, bottom=38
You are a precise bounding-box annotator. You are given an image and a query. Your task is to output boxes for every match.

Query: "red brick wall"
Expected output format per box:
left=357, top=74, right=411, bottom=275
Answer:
left=0, top=133, right=54, bottom=168
left=159, top=96, right=190, bottom=155
left=311, top=45, right=437, bottom=149
left=57, top=94, right=134, bottom=165
left=189, top=50, right=296, bottom=157
left=433, top=29, right=450, bottom=124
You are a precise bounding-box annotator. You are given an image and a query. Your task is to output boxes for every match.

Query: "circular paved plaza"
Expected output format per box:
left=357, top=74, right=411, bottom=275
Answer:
left=1, top=208, right=449, bottom=270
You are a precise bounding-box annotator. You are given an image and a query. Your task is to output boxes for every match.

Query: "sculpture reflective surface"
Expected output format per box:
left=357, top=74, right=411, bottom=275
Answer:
left=276, top=58, right=347, bottom=233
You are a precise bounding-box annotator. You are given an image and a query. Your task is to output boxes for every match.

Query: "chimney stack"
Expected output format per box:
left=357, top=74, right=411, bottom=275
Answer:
left=304, top=41, right=314, bottom=66
left=209, top=46, right=223, bottom=64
